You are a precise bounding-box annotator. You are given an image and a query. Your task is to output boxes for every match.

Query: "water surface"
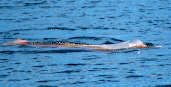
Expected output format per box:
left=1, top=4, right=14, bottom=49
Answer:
left=0, top=0, right=171, bottom=87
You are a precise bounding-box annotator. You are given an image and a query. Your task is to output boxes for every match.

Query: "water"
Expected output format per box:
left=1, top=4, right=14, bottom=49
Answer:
left=0, top=0, right=171, bottom=87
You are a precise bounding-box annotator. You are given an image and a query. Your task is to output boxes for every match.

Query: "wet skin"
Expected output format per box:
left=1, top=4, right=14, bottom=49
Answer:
left=4, top=39, right=162, bottom=51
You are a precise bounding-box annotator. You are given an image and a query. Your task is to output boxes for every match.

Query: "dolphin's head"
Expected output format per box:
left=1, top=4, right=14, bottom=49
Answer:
left=145, top=42, right=162, bottom=48
left=129, top=40, right=147, bottom=48
left=129, top=40, right=162, bottom=48
left=145, top=43, right=154, bottom=47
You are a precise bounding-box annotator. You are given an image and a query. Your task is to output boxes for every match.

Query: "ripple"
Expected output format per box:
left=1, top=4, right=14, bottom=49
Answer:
left=0, top=49, right=91, bottom=54
left=32, top=65, right=45, bottom=68
left=68, top=36, right=124, bottom=42
left=0, top=18, right=14, bottom=20
left=119, top=62, right=133, bottom=65
left=8, top=79, right=21, bottom=82
left=102, top=41, right=114, bottom=44
left=0, top=58, right=9, bottom=63
left=56, top=69, right=82, bottom=74
left=11, top=70, right=32, bottom=73
left=94, top=79, right=120, bottom=84
left=4, top=68, right=14, bottom=71
left=88, top=67, right=117, bottom=72
left=47, top=27, right=76, bottom=31
left=95, top=74, right=116, bottom=79
left=36, top=80, right=58, bottom=83
left=155, top=85, right=171, bottom=87
left=82, top=57, right=98, bottom=60
left=137, top=58, right=159, bottom=62
left=47, top=64, right=58, bottom=66
left=126, top=75, right=144, bottom=78
left=65, top=63, right=86, bottom=66
left=0, top=6, right=21, bottom=9
left=81, top=5, right=95, bottom=9
left=71, top=81, right=86, bottom=85
left=0, top=74, right=8, bottom=78
left=38, top=85, right=58, bottom=87
left=24, top=1, right=47, bottom=6
left=157, top=54, right=165, bottom=57
left=0, top=27, right=76, bottom=35
left=68, top=36, right=101, bottom=40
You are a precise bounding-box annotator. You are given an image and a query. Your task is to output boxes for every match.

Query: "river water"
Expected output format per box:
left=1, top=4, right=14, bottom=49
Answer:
left=0, top=0, right=171, bottom=87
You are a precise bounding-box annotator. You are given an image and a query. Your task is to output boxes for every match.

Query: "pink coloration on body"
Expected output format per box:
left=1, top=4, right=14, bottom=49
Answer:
left=3, top=39, right=162, bottom=51
left=3, top=39, right=28, bottom=45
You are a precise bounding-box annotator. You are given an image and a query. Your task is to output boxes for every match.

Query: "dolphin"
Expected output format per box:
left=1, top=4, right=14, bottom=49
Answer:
left=3, top=39, right=162, bottom=51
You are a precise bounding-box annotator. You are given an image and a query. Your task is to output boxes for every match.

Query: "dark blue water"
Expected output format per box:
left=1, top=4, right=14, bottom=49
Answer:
left=0, top=0, right=171, bottom=87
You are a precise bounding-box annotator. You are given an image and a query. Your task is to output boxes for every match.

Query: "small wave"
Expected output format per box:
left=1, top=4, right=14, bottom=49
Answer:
left=88, top=67, right=117, bottom=72
left=0, top=18, right=14, bottom=21
left=95, top=74, right=116, bottom=79
left=8, top=79, right=21, bottom=82
left=109, top=38, right=124, bottom=42
left=38, top=85, right=58, bottom=87
left=76, top=26, right=113, bottom=30
left=0, top=74, right=8, bottom=78
left=68, top=36, right=124, bottom=42
left=65, top=63, right=86, bottom=66
left=126, top=75, right=144, bottom=78
left=119, top=62, right=133, bottom=65
left=36, top=80, right=58, bottom=83
left=55, top=69, right=81, bottom=74
left=94, top=79, right=119, bottom=83
left=11, top=70, right=32, bottom=73
left=0, top=49, right=91, bottom=54
left=24, top=1, right=47, bottom=6
left=68, top=36, right=101, bottom=40
left=0, top=27, right=76, bottom=35
left=0, top=6, right=19, bottom=9
left=32, top=65, right=45, bottom=68
left=155, top=85, right=171, bottom=87
left=103, top=41, right=114, bottom=44
left=0, top=58, right=8, bottom=63
left=47, top=27, right=76, bottom=31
